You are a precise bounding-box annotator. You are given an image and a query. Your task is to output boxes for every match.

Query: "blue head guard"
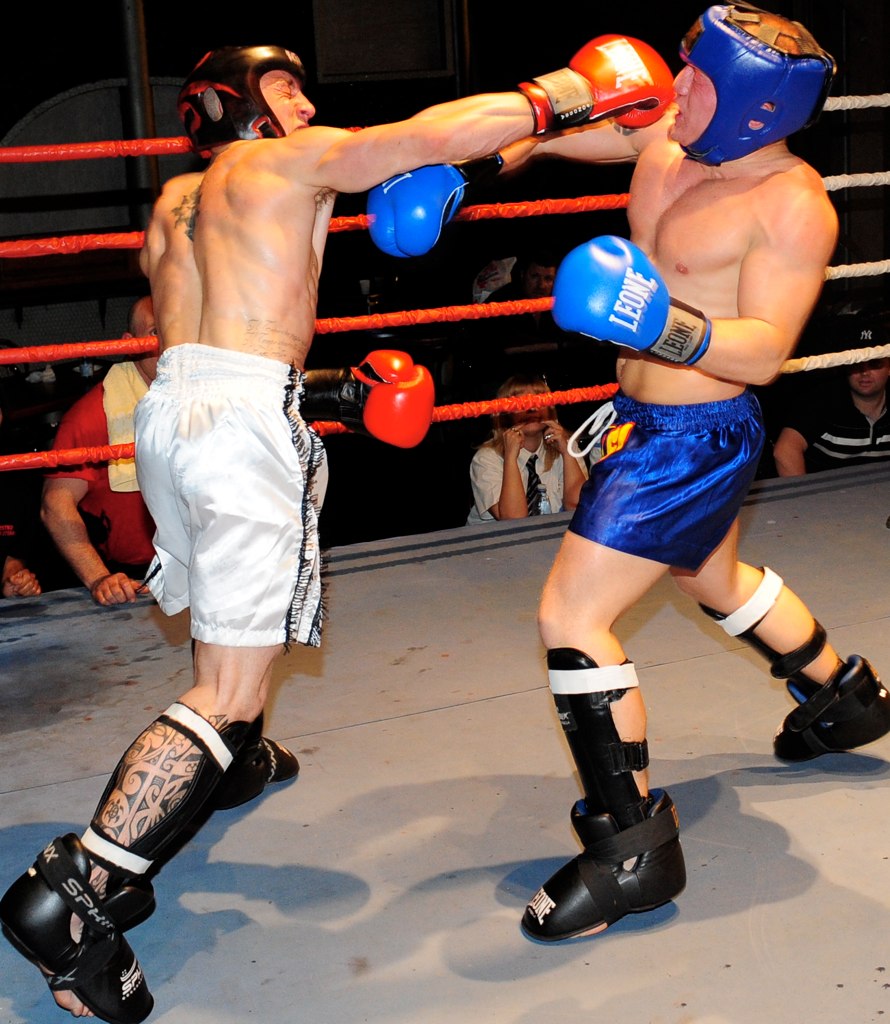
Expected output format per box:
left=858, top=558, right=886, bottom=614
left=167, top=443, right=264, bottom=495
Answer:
left=178, top=45, right=306, bottom=156
left=680, top=4, right=835, bottom=165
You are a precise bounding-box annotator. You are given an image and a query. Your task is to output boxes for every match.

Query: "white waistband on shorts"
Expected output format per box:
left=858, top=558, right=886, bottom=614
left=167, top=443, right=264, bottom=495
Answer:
left=154, top=343, right=298, bottom=398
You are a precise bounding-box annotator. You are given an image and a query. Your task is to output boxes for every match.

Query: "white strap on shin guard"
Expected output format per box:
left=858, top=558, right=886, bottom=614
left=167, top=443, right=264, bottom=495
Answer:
left=162, top=702, right=236, bottom=771
left=549, top=662, right=640, bottom=696
left=81, top=826, right=154, bottom=876
left=717, top=567, right=784, bottom=637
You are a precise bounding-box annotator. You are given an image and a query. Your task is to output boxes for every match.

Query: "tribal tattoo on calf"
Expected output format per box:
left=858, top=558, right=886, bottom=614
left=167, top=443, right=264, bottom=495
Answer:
left=95, top=712, right=231, bottom=848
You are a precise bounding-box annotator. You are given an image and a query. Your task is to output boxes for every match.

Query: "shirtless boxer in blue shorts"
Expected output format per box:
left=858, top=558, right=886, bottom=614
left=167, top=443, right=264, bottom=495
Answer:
left=0, top=38, right=675, bottom=1023
left=519, top=5, right=890, bottom=942
left=369, top=4, right=890, bottom=944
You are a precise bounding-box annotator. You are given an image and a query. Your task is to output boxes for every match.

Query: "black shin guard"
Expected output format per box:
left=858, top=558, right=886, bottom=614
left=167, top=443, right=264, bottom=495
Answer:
left=548, top=647, right=649, bottom=828
left=700, top=566, right=833, bottom=691
left=82, top=702, right=250, bottom=888
left=0, top=704, right=249, bottom=1021
left=701, top=567, right=890, bottom=760
left=0, top=834, right=154, bottom=1024
left=522, top=648, right=685, bottom=942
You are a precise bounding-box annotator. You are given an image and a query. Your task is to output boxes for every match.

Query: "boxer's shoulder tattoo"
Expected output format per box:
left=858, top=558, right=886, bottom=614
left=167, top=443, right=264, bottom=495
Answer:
left=173, top=185, right=202, bottom=240
left=612, top=123, right=639, bottom=138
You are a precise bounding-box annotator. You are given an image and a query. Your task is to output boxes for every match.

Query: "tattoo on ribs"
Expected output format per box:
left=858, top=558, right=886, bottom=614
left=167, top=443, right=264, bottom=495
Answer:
left=246, top=319, right=300, bottom=345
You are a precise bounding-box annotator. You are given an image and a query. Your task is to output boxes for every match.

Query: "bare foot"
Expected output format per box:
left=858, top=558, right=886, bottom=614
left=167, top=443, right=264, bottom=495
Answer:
left=52, top=987, right=95, bottom=1017
left=39, top=964, right=94, bottom=1018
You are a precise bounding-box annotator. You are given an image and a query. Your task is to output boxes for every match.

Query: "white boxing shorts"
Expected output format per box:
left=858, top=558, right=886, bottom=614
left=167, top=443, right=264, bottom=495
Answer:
left=134, top=344, right=327, bottom=648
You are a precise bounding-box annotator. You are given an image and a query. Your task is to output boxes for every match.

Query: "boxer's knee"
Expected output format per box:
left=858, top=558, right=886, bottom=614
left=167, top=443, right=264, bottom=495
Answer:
left=699, top=566, right=835, bottom=677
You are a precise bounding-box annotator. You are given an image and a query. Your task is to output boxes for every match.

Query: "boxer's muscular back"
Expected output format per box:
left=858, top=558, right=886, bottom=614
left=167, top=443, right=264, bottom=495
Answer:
left=142, top=140, right=335, bottom=368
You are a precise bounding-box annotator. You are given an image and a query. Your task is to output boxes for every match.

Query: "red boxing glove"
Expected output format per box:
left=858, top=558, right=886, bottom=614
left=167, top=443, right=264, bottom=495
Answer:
left=302, top=350, right=435, bottom=448
left=518, top=35, right=674, bottom=135
left=353, top=351, right=435, bottom=448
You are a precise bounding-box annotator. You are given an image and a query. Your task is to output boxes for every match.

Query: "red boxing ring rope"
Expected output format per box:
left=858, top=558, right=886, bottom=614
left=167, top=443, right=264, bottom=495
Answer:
left=2, top=106, right=888, bottom=472
left=0, top=196, right=631, bottom=259
left=0, top=298, right=558, bottom=367
left=0, top=386, right=619, bottom=472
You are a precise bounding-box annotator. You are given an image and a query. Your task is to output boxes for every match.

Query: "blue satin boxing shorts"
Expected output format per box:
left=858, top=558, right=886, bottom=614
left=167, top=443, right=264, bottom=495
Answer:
left=569, top=390, right=765, bottom=570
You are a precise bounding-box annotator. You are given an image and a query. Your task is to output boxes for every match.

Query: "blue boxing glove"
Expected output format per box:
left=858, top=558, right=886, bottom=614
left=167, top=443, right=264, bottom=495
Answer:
left=368, top=154, right=503, bottom=258
left=552, top=235, right=711, bottom=365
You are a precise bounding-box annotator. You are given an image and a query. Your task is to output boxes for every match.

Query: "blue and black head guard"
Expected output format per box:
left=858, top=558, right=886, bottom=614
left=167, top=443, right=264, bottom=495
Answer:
left=680, top=4, right=835, bottom=165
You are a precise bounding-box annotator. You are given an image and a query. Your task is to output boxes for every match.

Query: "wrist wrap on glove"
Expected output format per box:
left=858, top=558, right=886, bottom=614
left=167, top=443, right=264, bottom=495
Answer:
left=301, top=367, right=367, bottom=428
left=368, top=154, right=503, bottom=258
left=519, top=34, right=674, bottom=135
left=552, top=235, right=711, bottom=366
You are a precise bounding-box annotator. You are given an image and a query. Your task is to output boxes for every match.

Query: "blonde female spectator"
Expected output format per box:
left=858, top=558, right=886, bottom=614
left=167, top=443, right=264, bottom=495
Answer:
left=467, top=374, right=587, bottom=524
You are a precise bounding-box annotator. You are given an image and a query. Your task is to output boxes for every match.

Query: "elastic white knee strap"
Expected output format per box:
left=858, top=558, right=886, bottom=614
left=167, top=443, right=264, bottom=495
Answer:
left=717, top=567, right=784, bottom=637
left=162, top=702, right=236, bottom=771
left=549, top=662, right=639, bottom=696
left=81, top=827, right=154, bottom=876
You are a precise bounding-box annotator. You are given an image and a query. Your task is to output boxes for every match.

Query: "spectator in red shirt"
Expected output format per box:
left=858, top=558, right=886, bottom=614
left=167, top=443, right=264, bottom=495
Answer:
left=41, top=296, right=158, bottom=605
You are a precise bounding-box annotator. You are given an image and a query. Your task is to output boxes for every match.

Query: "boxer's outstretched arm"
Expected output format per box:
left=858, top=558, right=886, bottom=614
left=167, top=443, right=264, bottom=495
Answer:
left=302, top=33, right=674, bottom=194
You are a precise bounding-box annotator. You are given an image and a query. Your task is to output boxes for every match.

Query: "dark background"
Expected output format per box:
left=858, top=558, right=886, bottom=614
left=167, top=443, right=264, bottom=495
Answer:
left=0, top=1, right=888, bottom=553
left=2, top=0, right=885, bottom=314
left=0, top=2, right=878, bottom=133
left=0, top=0, right=884, bottom=314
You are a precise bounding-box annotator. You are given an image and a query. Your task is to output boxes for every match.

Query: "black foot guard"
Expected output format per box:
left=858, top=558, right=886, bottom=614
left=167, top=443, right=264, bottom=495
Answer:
left=521, top=789, right=685, bottom=942
left=774, top=655, right=890, bottom=762
left=0, top=834, right=153, bottom=1024
left=212, top=736, right=300, bottom=810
